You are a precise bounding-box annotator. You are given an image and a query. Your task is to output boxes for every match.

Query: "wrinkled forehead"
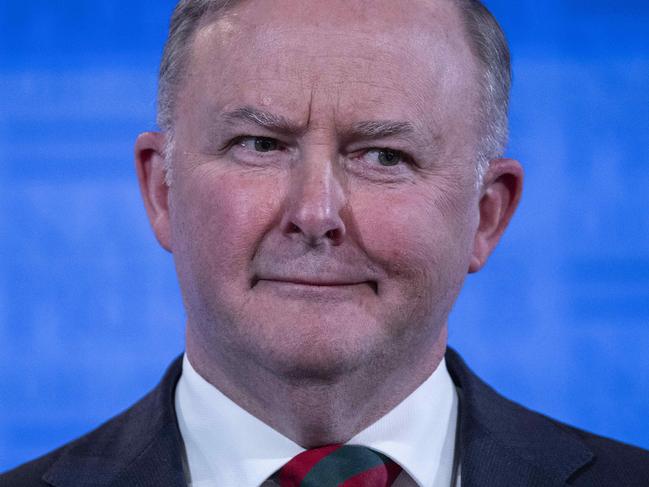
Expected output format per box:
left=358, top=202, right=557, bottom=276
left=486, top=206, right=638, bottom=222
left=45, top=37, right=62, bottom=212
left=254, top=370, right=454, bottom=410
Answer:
left=180, top=0, right=481, bottom=143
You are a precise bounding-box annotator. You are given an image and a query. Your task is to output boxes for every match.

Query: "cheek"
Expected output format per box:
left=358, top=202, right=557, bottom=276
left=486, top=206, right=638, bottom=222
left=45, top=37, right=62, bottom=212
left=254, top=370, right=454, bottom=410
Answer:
left=352, top=187, right=476, bottom=290
left=170, top=167, right=283, bottom=285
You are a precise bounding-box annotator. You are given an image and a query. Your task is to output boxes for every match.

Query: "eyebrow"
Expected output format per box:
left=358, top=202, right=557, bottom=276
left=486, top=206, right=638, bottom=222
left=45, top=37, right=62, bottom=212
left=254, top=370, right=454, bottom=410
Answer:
left=220, top=105, right=418, bottom=141
left=222, top=106, right=305, bottom=136
left=348, top=120, right=417, bottom=141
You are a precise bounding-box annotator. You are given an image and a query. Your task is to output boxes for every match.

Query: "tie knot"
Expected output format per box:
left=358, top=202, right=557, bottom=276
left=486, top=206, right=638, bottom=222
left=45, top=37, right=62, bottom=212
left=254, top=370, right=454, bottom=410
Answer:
left=276, top=444, right=402, bottom=486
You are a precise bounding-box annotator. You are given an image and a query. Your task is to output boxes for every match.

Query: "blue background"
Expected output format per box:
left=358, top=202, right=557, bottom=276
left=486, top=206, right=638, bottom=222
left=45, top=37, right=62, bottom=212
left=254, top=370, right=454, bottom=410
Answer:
left=1, top=0, right=648, bottom=471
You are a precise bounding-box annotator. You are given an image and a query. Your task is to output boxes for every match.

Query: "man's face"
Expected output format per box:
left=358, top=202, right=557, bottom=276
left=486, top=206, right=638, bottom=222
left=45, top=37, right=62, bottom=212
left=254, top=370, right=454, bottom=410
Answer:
left=166, top=0, right=484, bottom=379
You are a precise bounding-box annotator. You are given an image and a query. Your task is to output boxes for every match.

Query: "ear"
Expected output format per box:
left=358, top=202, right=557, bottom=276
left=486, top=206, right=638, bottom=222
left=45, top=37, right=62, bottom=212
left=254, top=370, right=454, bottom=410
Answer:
left=135, top=132, right=172, bottom=252
left=469, top=158, right=523, bottom=273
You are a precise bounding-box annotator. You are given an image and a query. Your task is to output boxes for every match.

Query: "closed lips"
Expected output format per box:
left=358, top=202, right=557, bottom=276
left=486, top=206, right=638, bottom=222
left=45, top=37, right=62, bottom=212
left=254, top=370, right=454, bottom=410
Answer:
left=253, top=277, right=378, bottom=292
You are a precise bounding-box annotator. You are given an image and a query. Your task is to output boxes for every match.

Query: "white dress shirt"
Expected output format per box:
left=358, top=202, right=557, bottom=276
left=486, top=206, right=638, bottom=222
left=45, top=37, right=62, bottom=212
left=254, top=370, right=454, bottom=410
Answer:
left=175, top=354, right=460, bottom=487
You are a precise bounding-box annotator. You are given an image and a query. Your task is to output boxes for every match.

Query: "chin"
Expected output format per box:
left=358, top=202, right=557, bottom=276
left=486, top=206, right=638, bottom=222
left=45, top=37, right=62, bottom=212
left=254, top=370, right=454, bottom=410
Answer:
left=241, top=309, right=387, bottom=383
left=265, top=353, right=361, bottom=384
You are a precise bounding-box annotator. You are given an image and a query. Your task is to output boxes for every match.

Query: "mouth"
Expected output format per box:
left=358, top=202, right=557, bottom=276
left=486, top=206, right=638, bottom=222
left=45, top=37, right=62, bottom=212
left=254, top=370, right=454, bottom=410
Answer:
left=252, top=277, right=378, bottom=294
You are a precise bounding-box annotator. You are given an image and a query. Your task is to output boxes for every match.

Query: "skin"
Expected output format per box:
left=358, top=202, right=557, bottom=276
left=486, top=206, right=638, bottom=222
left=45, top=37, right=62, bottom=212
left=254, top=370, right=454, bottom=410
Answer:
left=135, top=0, right=523, bottom=447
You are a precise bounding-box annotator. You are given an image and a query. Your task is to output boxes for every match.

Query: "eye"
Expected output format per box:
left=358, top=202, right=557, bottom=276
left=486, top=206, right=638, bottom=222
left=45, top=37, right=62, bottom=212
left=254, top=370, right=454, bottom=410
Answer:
left=236, top=136, right=281, bottom=153
left=365, top=148, right=408, bottom=167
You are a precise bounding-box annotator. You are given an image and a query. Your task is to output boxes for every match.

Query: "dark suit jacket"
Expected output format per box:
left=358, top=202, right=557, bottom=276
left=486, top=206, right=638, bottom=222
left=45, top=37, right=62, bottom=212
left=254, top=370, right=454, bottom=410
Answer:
left=2, top=348, right=649, bottom=486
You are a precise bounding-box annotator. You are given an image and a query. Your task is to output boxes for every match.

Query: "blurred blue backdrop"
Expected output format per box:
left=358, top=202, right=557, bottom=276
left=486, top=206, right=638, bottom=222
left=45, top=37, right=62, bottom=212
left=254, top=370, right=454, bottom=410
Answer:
left=1, top=0, right=648, bottom=472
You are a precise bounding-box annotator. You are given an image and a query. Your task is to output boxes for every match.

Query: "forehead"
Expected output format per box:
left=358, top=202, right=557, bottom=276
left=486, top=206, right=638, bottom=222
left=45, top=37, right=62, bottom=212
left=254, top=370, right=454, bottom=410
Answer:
left=181, top=0, right=480, bottom=142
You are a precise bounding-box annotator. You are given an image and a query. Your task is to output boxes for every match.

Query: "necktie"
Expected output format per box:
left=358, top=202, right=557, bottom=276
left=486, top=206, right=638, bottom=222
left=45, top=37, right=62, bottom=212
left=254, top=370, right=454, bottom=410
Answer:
left=275, top=444, right=402, bottom=486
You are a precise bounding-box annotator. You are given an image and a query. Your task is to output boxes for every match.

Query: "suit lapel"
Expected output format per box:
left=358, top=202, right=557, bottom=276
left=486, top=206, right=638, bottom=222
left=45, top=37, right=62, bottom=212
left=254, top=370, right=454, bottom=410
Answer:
left=42, top=356, right=187, bottom=487
left=446, top=348, right=594, bottom=487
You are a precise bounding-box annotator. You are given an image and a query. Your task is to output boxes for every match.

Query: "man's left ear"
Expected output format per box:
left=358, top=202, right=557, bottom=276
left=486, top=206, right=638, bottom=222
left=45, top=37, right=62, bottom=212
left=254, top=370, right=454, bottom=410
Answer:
left=469, top=158, right=524, bottom=273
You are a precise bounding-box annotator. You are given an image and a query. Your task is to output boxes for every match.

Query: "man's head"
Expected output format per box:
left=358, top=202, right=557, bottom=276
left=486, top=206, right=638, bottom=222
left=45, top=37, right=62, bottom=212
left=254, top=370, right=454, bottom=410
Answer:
left=135, top=0, right=522, bottom=408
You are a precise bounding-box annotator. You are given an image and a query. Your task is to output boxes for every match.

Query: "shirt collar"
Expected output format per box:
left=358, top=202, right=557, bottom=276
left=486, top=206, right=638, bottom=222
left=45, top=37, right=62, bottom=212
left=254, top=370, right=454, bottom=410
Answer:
left=350, top=358, right=458, bottom=487
left=175, top=354, right=458, bottom=487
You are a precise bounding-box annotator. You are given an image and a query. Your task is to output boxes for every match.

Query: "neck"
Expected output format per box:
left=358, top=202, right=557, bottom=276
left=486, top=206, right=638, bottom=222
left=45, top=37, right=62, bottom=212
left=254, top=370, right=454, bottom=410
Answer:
left=186, top=326, right=447, bottom=448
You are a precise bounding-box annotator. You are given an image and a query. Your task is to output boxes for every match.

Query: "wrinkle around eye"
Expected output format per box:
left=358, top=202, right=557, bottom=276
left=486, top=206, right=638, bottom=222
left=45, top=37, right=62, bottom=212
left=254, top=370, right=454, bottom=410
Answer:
left=225, top=135, right=296, bottom=167
left=363, top=148, right=409, bottom=167
left=350, top=147, right=416, bottom=172
left=234, top=135, right=284, bottom=153
left=341, top=151, right=417, bottom=186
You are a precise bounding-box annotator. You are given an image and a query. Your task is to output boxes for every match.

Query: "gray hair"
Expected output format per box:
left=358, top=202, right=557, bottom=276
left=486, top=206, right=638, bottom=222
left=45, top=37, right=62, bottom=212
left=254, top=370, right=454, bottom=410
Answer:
left=157, top=0, right=511, bottom=185
left=455, top=0, right=512, bottom=182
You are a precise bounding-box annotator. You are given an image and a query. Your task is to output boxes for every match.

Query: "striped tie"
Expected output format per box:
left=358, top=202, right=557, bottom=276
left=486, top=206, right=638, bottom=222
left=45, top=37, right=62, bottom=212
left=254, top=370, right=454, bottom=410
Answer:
left=276, top=444, right=402, bottom=486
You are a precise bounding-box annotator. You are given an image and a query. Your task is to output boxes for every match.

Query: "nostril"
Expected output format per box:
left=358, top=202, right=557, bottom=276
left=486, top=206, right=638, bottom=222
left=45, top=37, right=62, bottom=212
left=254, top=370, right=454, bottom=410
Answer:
left=325, top=228, right=346, bottom=244
left=281, top=211, right=346, bottom=245
left=286, top=222, right=301, bottom=234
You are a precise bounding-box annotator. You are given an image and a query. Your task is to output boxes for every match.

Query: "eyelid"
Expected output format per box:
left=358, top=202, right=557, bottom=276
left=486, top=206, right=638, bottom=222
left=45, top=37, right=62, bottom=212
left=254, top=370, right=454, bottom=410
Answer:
left=223, top=135, right=286, bottom=152
left=359, top=147, right=415, bottom=166
left=366, top=147, right=407, bottom=157
left=234, top=135, right=280, bottom=144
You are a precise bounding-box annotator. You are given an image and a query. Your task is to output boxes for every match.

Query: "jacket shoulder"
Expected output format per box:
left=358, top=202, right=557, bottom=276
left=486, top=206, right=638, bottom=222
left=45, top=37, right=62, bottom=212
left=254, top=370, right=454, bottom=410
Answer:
left=556, top=421, right=649, bottom=485
left=445, top=347, right=649, bottom=486
left=0, top=356, right=185, bottom=487
left=0, top=448, right=64, bottom=486
left=0, top=385, right=160, bottom=487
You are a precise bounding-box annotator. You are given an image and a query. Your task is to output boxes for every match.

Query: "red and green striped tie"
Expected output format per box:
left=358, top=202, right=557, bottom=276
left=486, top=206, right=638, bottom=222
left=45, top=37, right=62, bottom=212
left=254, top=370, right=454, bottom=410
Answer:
left=276, top=444, right=402, bottom=486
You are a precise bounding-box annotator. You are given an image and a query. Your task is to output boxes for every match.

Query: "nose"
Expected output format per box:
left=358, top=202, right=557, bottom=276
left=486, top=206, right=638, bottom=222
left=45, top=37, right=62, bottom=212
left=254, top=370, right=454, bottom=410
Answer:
left=280, top=158, right=347, bottom=247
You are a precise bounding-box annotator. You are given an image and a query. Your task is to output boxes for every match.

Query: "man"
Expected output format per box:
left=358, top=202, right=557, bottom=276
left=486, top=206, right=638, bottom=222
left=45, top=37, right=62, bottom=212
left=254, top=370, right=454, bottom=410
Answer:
left=2, top=0, right=648, bottom=486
